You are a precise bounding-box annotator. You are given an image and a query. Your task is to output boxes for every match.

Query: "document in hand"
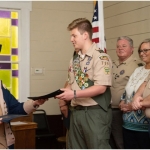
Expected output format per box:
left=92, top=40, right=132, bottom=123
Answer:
left=0, top=114, right=28, bottom=123
left=28, top=89, right=64, bottom=100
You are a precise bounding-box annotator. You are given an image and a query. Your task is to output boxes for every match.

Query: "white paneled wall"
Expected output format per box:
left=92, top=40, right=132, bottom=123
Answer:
left=104, top=1, right=150, bottom=60
left=30, top=1, right=93, bottom=115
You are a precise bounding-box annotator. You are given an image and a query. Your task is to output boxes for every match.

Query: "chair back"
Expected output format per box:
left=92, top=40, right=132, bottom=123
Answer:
left=33, top=109, right=51, bottom=135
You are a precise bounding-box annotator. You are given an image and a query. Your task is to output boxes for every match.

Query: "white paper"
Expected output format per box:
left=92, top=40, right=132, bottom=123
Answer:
left=10, top=121, right=28, bottom=125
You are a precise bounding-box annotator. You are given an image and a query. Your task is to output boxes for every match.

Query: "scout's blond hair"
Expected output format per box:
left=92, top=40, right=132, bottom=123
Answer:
left=117, top=36, right=133, bottom=47
left=67, top=18, right=93, bottom=40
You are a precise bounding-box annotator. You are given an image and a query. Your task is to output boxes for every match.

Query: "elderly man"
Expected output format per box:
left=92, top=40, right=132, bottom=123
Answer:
left=110, top=36, right=143, bottom=149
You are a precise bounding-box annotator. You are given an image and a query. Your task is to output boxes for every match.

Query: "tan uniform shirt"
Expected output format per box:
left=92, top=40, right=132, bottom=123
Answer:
left=111, top=55, right=143, bottom=108
left=68, top=43, right=112, bottom=106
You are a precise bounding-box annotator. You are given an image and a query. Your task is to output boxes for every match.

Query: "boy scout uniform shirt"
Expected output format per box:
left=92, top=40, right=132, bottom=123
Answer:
left=111, top=55, right=143, bottom=108
left=68, top=43, right=112, bottom=107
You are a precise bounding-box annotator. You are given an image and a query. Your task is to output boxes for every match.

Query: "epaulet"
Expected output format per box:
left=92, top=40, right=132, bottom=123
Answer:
left=98, top=50, right=104, bottom=53
left=138, top=63, right=144, bottom=67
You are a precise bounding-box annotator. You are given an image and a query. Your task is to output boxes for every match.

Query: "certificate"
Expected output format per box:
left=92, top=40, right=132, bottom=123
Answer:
left=28, top=89, right=64, bottom=100
left=0, top=114, right=28, bottom=123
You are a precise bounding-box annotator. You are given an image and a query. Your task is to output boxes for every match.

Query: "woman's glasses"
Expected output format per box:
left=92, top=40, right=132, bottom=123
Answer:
left=138, top=49, right=150, bottom=54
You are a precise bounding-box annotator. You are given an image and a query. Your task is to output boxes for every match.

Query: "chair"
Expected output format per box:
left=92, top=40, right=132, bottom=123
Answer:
left=33, top=109, right=58, bottom=149
left=57, top=136, right=66, bottom=149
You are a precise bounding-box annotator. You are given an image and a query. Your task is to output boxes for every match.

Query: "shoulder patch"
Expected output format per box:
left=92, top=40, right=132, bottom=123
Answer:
left=99, top=56, right=109, bottom=61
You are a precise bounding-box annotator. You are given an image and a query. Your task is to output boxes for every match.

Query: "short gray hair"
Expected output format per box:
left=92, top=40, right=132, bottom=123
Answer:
left=117, top=36, right=133, bottom=47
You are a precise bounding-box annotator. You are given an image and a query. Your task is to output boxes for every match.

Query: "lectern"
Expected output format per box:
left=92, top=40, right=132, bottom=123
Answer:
left=11, top=121, right=37, bottom=149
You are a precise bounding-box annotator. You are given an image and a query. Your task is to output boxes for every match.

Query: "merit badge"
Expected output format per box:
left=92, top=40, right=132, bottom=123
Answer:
left=120, top=70, right=125, bottom=75
left=104, top=67, right=110, bottom=75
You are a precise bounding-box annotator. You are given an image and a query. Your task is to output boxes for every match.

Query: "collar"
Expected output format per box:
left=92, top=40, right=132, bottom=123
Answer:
left=78, top=43, right=99, bottom=58
left=113, top=55, right=135, bottom=66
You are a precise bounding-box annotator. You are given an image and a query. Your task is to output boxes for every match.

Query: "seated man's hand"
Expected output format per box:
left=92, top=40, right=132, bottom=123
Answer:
left=132, top=96, right=143, bottom=110
left=33, top=99, right=48, bottom=106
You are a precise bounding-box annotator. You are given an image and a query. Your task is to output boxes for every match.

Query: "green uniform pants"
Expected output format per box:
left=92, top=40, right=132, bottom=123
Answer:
left=68, top=107, right=112, bottom=149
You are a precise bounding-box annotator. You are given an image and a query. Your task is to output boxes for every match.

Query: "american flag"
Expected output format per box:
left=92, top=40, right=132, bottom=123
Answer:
left=92, top=1, right=106, bottom=53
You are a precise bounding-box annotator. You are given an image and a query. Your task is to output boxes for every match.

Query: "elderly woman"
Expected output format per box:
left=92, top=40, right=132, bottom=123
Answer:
left=119, top=39, right=150, bottom=149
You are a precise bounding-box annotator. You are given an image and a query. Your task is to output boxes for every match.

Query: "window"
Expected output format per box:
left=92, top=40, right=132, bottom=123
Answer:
left=0, top=10, right=19, bottom=99
left=0, top=2, right=31, bottom=102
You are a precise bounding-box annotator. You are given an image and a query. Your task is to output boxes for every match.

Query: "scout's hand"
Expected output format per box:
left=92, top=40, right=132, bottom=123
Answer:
left=132, top=96, right=143, bottom=110
left=56, top=88, right=74, bottom=101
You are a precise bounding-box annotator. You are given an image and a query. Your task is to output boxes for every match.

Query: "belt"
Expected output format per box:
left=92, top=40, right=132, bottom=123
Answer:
left=112, top=108, right=120, bottom=110
left=69, top=105, right=101, bottom=111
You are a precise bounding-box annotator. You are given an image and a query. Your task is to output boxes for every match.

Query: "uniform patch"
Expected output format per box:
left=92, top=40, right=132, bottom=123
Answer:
left=86, top=56, right=92, bottom=65
left=104, top=67, right=110, bottom=75
left=102, top=61, right=109, bottom=65
left=99, top=56, right=109, bottom=61
left=120, top=70, right=125, bottom=75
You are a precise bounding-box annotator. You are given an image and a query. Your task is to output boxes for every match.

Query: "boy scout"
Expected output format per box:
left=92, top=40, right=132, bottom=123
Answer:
left=56, top=18, right=112, bottom=149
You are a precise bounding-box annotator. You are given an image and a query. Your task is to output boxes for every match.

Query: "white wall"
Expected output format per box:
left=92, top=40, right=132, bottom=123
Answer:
left=104, top=1, right=150, bottom=60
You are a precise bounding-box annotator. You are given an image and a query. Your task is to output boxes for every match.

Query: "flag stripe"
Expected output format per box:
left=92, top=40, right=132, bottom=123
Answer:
left=92, top=1, right=106, bottom=52
left=92, top=27, right=99, bottom=33
left=92, top=38, right=99, bottom=43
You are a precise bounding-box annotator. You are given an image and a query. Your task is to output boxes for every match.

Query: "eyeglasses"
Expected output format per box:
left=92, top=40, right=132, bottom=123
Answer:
left=138, top=49, right=150, bottom=54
